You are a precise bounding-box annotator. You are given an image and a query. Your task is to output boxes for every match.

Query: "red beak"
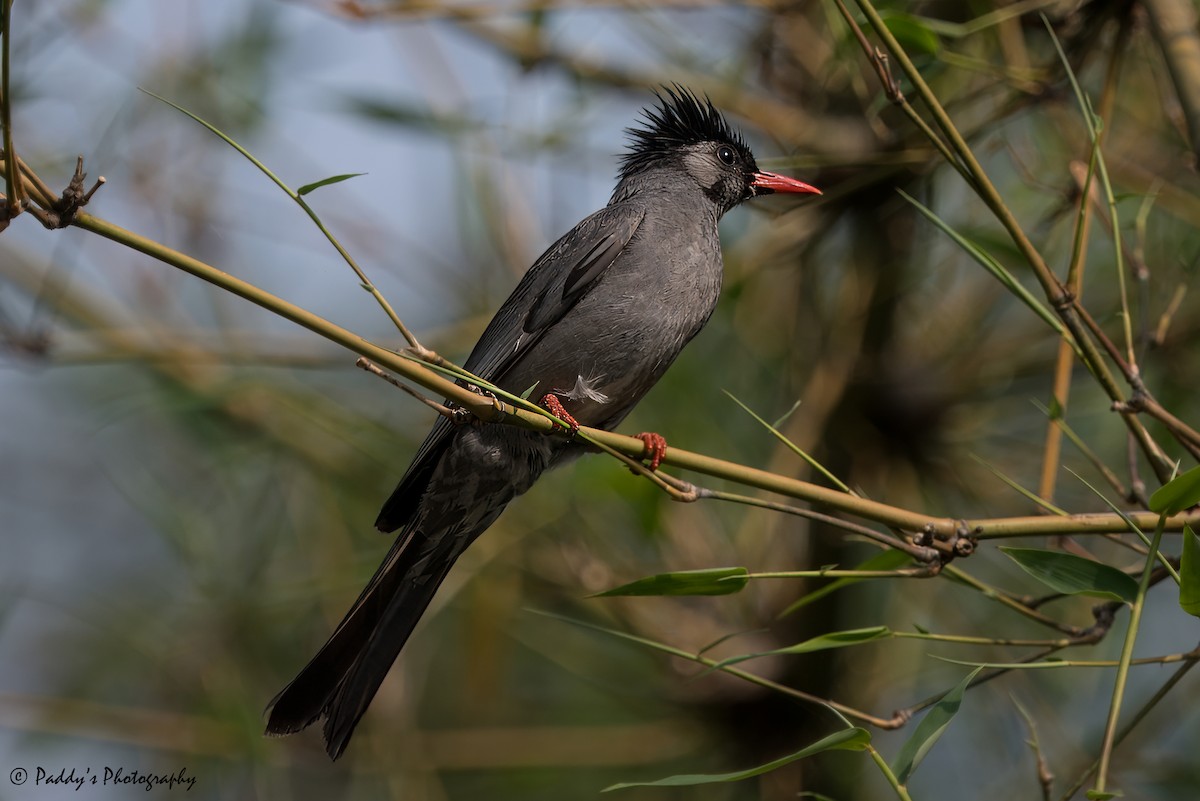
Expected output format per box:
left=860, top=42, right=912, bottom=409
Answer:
left=750, top=171, right=822, bottom=196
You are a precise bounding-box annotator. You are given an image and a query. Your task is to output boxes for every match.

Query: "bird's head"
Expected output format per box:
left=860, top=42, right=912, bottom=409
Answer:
left=616, top=86, right=820, bottom=214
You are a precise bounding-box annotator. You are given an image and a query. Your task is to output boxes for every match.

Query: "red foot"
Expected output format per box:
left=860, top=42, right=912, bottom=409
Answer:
left=635, top=432, right=668, bottom=471
left=540, top=393, right=580, bottom=436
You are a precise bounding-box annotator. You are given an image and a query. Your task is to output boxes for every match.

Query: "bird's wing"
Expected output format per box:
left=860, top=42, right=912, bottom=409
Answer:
left=462, top=202, right=644, bottom=381
left=374, top=203, right=643, bottom=533
left=374, top=414, right=456, bottom=532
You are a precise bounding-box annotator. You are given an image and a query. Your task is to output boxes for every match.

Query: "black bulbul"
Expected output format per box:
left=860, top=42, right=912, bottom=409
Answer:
left=265, top=86, right=820, bottom=759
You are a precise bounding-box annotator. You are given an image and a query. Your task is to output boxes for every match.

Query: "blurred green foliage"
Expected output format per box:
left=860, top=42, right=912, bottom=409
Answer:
left=4, top=1, right=1200, bottom=799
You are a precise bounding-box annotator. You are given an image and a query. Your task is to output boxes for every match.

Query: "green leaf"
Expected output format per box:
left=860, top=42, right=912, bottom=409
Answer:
left=973, top=454, right=1067, bottom=516
left=712, top=627, right=891, bottom=670
left=779, top=549, right=913, bottom=617
left=1149, top=464, right=1200, bottom=516
left=140, top=88, right=294, bottom=196
left=1000, top=547, right=1138, bottom=603
left=1065, top=467, right=1182, bottom=585
left=879, top=11, right=942, bottom=56
left=296, top=173, right=366, bottom=196
left=898, top=190, right=1069, bottom=341
left=1180, top=525, right=1200, bottom=617
left=519, top=382, right=539, bottom=400
left=724, top=390, right=850, bottom=493
left=603, top=728, right=870, bottom=791
left=771, top=397, right=803, bottom=428
left=593, top=567, right=749, bottom=597
left=891, top=667, right=982, bottom=784
left=1086, top=791, right=1119, bottom=800
left=1045, top=395, right=1064, bottom=419
left=930, top=656, right=1075, bottom=670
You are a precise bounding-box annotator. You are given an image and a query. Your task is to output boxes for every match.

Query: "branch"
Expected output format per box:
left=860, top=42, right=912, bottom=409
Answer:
left=66, top=211, right=1200, bottom=543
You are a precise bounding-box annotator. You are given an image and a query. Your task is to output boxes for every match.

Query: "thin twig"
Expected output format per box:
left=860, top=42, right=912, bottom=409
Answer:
left=943, top=566, right=1084, bottom=636
left=0, top=0, right=25, bottom=218
left=1120, top=392, right=1200, bottom=453
left=1012, top=695, right=1055, bottom=801
left=697, top=487, right=939, bottom=562
left=15, top=152, right=57, bottom=206
left=356, top=357, right=458, bottom=420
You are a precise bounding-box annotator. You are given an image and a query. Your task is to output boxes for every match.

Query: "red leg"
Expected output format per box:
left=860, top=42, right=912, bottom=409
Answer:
left=635, top=432, right=668, bottom=471
left=540, top=393, right=580, bottom=436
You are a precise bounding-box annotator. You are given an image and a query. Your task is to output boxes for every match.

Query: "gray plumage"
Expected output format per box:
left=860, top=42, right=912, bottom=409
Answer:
left=264, top=86, right=819, bottom=759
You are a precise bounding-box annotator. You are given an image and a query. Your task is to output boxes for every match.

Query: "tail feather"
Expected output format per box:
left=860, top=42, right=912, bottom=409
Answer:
left=265, top=527, right=463, bottom=758
left=268, top=424, right=544, bottom=758
left=321, top=550, right=459, bottom=758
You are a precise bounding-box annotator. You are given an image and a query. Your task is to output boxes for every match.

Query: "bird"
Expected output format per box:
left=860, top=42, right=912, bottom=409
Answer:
left=264, top=86, right=820, bottom=759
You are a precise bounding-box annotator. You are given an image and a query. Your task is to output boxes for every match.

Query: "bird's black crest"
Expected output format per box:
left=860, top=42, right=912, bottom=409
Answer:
left=619, top=85, right=751, bottom=179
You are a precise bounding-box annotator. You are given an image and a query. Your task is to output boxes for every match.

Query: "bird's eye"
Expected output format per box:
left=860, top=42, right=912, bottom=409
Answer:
left=716, top=145, right=736, bottom=165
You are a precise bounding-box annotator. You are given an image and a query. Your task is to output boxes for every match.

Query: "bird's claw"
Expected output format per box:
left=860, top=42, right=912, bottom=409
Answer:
left=540, top=393, right=580, bottom=438
left=635, top=432, right=668, bottom=472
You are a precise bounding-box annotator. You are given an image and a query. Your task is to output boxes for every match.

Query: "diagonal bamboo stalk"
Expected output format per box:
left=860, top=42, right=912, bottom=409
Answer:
left=851, top=0, right=1176, bottom=484
left=67, top=210, right=1200, bottom=542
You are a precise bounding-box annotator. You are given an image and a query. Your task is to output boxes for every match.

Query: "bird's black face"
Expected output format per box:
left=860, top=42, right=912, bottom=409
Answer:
left=681, top=140, right=822, bottom=214
left=618, top=86, right=820, bottom=215
left=680, top=140, right=760, bottom=212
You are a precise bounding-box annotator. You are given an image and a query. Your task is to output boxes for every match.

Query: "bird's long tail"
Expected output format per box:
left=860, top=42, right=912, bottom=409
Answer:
left=264, top=523, right=469, bottom=759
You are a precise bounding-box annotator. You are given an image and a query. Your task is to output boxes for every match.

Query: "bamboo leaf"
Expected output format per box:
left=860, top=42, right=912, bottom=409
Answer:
left=297, top=173, right=366, bottom=196
left=932, top=656, right=1074, bottom=670
left=140, top=88, right=294, bottom=196
left=1000, top=547, right=1138, bottom=603
left=879, top=11, right=941, bottom=56
left=1066, top=467, right=1181, bottom=585
left=892, top=667, right=982, bottom=784
left=711, top=626, right=891, bottom=670
left=592, top=567, right=749, bottom=597
left=771, top=397, right=803, bottom=428
left=603, top=728, right=871, bottom=791
left=1180, top=526, right=1200, bottom=618
left=898, top=190, right=1069, bottom=341
left=1149, top=464, right=1200, bottom=516
left=724, top=390, right=850, bottom=492
left=973, top=454, right=1067, bottom=516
